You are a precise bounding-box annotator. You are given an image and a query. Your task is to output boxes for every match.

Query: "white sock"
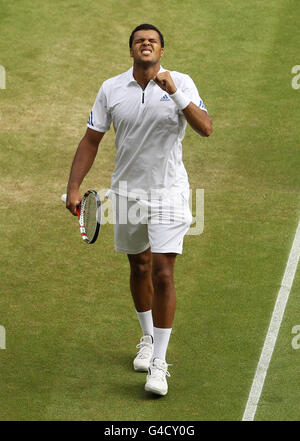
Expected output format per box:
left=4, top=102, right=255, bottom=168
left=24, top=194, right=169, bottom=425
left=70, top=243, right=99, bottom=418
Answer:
left=152, top=327, right=172, bottom=362
left=136, top=310, right=153, bottom=337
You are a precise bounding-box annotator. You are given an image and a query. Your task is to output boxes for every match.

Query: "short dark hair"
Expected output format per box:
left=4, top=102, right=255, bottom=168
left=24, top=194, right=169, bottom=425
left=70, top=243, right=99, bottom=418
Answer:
left=129, top=24, right=164, bottom=48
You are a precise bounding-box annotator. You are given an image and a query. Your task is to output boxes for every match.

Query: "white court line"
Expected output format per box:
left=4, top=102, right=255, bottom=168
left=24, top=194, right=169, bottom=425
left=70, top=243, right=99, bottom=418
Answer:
left=242, top=220, right=300, bottom=421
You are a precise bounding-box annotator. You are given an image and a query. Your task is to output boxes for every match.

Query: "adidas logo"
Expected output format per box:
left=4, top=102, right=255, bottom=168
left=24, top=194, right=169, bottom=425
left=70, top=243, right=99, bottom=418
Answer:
left=160, top=94, right=171, bottom=102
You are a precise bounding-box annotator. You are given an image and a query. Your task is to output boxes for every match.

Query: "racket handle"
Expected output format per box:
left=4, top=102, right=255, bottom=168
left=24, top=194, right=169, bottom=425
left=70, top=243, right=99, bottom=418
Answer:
left=61, top=193, right=81, bottom=218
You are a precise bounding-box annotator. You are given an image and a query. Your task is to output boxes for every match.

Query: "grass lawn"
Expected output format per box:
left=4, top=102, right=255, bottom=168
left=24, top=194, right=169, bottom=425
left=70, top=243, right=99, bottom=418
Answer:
left=0, top=0, right=299, bottom=421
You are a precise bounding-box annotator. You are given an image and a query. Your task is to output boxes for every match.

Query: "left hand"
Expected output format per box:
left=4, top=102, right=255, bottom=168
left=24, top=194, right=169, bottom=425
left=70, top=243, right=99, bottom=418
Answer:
left=153, top=72, right=177, bottom=95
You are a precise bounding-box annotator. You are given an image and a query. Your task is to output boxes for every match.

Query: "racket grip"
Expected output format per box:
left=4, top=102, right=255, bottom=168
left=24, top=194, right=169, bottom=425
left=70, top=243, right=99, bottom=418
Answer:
left=61, top=193, right=81, bottom=218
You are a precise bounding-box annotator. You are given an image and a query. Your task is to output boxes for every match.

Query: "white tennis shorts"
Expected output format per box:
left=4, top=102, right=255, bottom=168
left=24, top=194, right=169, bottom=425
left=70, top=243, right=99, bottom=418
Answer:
left=109, top=191, right=193, bottom=255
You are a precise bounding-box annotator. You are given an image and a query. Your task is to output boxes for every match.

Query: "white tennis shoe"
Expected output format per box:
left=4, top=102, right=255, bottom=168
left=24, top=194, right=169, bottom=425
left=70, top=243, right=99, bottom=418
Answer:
left=145, top=358, right=171, bottom=396
left=133, top=335, right=154, bottom=372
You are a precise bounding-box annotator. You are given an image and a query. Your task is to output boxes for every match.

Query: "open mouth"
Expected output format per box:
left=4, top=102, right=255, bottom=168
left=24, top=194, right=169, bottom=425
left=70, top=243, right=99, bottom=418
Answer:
left=141, top=49, right=152, bottom=55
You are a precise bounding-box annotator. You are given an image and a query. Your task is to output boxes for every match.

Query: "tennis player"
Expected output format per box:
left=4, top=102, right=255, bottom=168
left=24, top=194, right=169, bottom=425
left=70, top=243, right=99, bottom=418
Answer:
left=66, top=24, right=212, bottom=396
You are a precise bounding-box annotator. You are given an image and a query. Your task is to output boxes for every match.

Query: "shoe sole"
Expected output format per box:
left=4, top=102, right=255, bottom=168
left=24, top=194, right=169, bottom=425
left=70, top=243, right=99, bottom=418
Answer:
left=133, top=365, right=149, bottom=372
left=145, top=383, right=168, bottom=396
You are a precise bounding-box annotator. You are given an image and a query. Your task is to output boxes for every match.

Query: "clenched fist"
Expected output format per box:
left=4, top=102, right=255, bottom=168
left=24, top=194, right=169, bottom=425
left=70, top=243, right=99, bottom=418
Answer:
left=153, top=71, right=177, bottom=95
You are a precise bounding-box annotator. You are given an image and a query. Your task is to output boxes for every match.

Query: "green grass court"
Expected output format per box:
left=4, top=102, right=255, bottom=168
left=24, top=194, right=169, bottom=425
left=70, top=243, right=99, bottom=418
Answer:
left=0, top=0, right=299, bottom=421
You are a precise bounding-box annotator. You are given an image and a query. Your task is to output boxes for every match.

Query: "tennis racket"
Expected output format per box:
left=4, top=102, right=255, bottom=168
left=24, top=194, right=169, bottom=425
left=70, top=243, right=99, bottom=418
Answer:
left=61, top=190, right=101, bottom=244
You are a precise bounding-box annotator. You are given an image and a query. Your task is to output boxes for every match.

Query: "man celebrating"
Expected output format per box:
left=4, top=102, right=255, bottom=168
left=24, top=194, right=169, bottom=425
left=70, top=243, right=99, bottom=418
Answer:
left=66, top=24, right=212, bottom=396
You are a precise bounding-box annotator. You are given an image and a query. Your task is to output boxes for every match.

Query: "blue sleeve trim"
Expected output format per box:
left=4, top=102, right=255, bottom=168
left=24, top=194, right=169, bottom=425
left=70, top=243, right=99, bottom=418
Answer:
left=198, top=99, right=207, bottom=111
left=87, top=110, right=94, bottom=126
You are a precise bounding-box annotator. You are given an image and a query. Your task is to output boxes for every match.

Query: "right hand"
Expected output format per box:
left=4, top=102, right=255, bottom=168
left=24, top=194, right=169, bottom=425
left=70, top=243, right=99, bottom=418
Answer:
left=66, top=189, right=82, bottom=216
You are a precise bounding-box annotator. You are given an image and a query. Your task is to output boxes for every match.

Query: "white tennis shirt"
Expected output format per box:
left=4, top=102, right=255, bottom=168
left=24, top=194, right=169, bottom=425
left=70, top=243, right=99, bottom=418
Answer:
left=87, top=66, right=207, bottom=199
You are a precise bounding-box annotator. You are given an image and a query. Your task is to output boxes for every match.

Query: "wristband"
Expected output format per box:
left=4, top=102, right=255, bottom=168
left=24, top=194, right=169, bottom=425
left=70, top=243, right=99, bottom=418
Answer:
left=170, top=89, right=191, bottom=110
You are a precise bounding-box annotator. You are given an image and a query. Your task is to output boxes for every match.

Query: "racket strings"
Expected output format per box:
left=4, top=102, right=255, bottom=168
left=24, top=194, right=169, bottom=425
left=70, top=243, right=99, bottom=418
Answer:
left=83, top=194, right=98, bottom=241
left=77, top=190, right=101, bottom=244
